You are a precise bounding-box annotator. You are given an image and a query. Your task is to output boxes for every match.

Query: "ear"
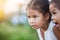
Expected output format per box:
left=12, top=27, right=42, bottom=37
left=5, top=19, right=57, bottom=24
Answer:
left=44, top=13, right=50, bottom=21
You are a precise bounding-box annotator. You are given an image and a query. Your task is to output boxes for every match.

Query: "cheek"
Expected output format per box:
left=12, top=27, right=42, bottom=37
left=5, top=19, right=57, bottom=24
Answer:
left=56, top=15, right=60, bottom=24
left=36, top=18, right=45, bottom=25
left=40, top=20, right=45, bottom=24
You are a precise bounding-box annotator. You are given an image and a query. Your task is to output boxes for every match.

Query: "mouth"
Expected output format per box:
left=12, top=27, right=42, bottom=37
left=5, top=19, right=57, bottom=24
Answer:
left=52, top=21, right=58, bottom=25
left=55, top=22, right=58, bottom=25
left=54, top=22, right=59, bottom=27
left=53, top=22, right=60, bottom=30
left=31, top=25, right=39, bottom=29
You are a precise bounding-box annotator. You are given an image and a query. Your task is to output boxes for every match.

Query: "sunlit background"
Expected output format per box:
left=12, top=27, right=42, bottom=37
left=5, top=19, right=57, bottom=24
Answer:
left=0, top=0, right=28, bottom=22
left=0, top=0, right=39, bottom=40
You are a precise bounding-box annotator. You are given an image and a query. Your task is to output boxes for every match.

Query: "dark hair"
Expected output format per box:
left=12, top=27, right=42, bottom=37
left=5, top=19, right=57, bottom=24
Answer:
left=27, top=0, right=50, bottom=14
left=27, top=0, right=51, bottom=22
left=50, top=0, right=60, bottom=10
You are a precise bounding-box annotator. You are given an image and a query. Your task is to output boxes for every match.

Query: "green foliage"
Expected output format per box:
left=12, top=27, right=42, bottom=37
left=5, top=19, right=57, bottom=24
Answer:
left=0, top=23, right=39, bottom=40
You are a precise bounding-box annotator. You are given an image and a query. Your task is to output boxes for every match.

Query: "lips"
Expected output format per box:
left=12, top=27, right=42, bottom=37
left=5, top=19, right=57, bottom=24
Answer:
left=53, top=22, right=58, bottom=26
left=52, top=21, right=59, bottom=27
left=55, top=23, right=59, bottom=27
left=52, top=20, right=58, bottom=25
left=55, top=22, right=60, bottom=31
left=31, top=25, right=39, bottom=29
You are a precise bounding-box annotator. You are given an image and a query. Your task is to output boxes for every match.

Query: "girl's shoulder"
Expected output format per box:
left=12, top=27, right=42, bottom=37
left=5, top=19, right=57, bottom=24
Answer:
left=37, top=29, right=43, bottom=40
left=48, top=21, right=55, bottom=30
left=44, top=21, right=57, bottom=40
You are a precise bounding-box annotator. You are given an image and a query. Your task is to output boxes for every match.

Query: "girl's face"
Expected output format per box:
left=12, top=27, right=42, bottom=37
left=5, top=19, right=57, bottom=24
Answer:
left=27, top=8, right=49, bottom=29
left=49, top=3, right=60, bottom=26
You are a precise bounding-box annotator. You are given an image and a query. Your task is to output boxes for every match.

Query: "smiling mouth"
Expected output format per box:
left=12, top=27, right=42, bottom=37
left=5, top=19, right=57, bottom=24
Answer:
left=54, top=22, right=60, bottom=30
left=55, top=22, right=58, bottom=25
left=54, top=22, right=59, bottom=27
left=52, top=21, right=58, bottom=25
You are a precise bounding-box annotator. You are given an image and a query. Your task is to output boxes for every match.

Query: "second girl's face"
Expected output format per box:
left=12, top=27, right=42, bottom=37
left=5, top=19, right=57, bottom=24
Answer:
left=27, top=8, right=49, bottom=29
left=49, top=3, right=60, bottom=26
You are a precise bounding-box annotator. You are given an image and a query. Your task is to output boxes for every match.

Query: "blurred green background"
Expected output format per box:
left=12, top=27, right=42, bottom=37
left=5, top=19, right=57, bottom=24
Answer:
left=0, top=22, right=39, bottom=40
left=0, top=0, right=39, bottom=40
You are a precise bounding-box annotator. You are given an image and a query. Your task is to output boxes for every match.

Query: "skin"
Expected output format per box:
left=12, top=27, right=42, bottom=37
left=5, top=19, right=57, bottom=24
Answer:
left=49, top=3, right=60, bottom=40
left=27, top=8, right=50, bottom=39
left=49, top=3, right=60, bottom=25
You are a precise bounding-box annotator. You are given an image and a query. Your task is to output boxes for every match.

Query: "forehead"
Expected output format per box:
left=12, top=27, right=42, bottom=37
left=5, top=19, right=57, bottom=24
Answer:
left=27, top=8, right=37, bottom=13
left=49, top=3, right=56, bottom=10
left=27, top=8, right=43, bottom=16
left=49, top=3, right=57, bottom=13
left=50, top=3, right=60, bottom=11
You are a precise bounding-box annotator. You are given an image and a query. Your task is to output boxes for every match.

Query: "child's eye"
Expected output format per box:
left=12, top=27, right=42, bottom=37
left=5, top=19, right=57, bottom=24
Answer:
left=28, top=16, right=30, bottom=18
left=33, top=15, right=38, bottom=18
left=53, top=12, right=56, bottom=15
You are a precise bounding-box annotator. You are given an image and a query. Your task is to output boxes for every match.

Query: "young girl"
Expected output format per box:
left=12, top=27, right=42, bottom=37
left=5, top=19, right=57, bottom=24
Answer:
left=49, top=0, right=60, bottom=40
left=26, top=0, right=57, bottom=40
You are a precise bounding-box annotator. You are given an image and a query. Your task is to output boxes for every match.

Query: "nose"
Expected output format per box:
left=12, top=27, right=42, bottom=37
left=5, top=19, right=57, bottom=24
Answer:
left=51, top=16, right=55, bottom=22
left=30, top=19, right=34, bottom=23
left=28, top=18, right=34, bottom=24
left=51, top=16, right=53, bottom=20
